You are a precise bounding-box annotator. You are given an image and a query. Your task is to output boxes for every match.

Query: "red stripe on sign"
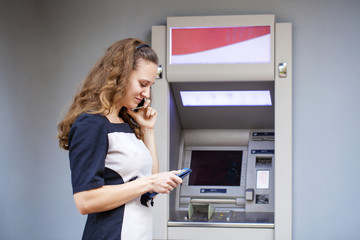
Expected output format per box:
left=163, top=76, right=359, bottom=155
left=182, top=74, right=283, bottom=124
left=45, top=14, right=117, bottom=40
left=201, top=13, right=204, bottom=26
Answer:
left=171, top=26, right=270, bottom=55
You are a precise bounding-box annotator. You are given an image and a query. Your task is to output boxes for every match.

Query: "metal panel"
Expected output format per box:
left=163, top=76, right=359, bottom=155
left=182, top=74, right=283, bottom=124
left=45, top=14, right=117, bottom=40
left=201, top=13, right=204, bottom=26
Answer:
left=168, top=227, right=273, bottom=240
left=274, top=22, right=293, bottom=240
left=151, top=25, right=170, bottom=240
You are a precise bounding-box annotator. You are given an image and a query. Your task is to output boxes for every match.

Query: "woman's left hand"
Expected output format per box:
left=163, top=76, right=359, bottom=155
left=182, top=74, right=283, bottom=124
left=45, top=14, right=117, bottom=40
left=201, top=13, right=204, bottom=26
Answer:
left=127, top=99, right=157, bottom=130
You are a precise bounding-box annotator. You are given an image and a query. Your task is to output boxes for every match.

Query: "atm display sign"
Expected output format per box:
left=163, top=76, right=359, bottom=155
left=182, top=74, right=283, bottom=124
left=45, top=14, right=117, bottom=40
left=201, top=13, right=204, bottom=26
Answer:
left=170, top=26, right=271, bottom=65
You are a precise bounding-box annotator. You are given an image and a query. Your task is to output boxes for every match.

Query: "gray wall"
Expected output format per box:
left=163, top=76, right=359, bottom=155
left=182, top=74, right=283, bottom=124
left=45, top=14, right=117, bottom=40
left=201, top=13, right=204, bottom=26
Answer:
left=1, top=0, right=359, bottom=239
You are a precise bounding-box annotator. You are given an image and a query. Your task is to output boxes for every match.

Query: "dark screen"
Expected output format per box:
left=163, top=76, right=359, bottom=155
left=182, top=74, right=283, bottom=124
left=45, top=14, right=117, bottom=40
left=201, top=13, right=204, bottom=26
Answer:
left=189, top=150, right=242, bottom=186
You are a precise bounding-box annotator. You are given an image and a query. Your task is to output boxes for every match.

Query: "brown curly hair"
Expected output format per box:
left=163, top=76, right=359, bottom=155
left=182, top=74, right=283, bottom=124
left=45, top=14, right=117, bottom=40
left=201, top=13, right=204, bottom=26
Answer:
left=57, top=38, right=159, bottom=150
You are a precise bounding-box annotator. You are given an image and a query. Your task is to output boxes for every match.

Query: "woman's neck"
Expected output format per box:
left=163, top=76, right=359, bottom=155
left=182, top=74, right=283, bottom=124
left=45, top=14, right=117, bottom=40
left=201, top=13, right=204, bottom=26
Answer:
left=106, top=107, right=124, bottom=124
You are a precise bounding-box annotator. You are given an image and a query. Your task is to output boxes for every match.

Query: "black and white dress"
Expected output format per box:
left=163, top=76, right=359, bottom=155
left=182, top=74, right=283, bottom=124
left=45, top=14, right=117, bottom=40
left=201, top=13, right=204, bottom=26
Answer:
left=69, top=113, right=153, bottom=240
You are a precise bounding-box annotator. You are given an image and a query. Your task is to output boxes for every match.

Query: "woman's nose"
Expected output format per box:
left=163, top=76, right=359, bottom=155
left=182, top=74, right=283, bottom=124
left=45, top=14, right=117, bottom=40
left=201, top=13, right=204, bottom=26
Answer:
left=141, top=88, right=150, bottom=99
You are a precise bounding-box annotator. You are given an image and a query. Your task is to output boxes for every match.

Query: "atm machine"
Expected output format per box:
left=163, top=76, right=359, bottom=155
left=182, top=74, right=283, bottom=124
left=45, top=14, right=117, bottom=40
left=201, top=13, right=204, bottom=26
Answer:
left=151, top=14, right=292, bottom=240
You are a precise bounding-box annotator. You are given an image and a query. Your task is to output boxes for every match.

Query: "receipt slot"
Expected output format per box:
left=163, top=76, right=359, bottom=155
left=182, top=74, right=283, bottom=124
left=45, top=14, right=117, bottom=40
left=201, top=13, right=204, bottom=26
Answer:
left=151, top=14, right=292, bottom=240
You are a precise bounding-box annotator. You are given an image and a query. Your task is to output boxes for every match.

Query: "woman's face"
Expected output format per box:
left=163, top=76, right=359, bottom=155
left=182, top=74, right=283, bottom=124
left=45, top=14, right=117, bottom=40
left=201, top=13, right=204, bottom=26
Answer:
left=121, top=58, right=158, bottom=109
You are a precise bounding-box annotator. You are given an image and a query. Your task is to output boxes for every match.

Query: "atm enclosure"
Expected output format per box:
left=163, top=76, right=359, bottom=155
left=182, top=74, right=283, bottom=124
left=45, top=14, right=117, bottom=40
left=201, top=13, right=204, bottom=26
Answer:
left=151, top=14, right=292, bottom=240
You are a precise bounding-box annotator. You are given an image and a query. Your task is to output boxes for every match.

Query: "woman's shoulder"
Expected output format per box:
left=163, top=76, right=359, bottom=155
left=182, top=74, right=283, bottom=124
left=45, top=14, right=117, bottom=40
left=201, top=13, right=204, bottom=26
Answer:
left=72, top=113, right=107, bottom=130
left=69, top=113, right=108, bottom=149
left=76, top=113, right=105, bottom=122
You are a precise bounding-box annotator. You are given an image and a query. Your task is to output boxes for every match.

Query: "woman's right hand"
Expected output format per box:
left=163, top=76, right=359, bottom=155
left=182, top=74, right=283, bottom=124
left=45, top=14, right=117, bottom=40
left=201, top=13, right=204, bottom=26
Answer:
left=147, top=171, right=183, bottom=194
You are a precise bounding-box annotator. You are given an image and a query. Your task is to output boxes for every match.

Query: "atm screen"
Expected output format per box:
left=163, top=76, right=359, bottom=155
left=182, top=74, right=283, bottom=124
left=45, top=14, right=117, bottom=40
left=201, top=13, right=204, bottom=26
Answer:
left=189, top=150, right=243, bottom=186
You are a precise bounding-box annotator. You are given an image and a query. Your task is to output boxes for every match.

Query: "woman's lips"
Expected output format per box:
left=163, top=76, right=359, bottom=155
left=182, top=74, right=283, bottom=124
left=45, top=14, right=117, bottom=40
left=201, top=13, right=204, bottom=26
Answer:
left=135, top=97, right=142, bottom=104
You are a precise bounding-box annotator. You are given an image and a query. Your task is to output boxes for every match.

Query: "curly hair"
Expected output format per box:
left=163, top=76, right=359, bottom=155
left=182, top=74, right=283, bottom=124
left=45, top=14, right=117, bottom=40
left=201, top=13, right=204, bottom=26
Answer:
left=57, top=38, right=159, bottom=150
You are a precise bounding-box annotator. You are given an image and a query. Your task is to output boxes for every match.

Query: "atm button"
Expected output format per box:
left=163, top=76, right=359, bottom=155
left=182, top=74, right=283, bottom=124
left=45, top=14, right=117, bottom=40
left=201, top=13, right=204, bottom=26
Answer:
left=246, top=189, right=254, bottom=201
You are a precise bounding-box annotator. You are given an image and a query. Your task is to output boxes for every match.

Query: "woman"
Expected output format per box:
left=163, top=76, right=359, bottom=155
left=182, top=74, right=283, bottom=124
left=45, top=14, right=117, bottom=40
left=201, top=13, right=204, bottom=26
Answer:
left=57, top=38, right=182, bottom=240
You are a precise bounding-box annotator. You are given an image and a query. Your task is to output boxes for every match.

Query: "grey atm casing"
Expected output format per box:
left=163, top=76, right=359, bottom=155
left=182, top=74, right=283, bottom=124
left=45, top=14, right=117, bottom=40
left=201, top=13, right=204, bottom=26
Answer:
left=150, top=14, right=292, bottom=240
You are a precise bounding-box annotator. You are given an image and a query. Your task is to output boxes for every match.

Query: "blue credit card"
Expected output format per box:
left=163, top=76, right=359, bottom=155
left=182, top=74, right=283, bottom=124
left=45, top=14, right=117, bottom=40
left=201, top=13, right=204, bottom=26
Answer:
left=177, top=168, right=192, bottom=178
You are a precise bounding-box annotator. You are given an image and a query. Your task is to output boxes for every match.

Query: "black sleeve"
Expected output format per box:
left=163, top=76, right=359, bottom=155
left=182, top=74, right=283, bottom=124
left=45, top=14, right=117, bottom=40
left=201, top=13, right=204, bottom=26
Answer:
left=68, top=114, right=108, bottom=194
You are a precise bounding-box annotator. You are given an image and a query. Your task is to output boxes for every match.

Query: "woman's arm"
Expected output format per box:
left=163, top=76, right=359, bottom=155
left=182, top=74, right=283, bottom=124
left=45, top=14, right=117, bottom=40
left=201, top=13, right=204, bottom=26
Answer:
left=128, top=100, right=159, bottom=174
left=142, top=128, right=159, bottom=174
left=74, top=171, right=182, bottom=215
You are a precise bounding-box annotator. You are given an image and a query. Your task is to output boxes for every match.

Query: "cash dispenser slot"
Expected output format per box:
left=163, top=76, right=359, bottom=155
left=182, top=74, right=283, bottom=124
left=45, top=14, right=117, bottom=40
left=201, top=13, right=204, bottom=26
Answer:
left=189, top=203, right=215, bottom=220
